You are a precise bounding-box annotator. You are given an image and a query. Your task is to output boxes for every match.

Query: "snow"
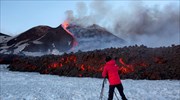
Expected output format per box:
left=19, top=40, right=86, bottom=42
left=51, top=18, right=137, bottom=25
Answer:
left=0, top=36, right=12, bottom=43
left=0, top=36, right=7, bottom=43
left=0, top=39, right=29, bottom=54
left=32, top=40, right=43, bottom=44
left=0, top=65, right=180, bottom=100
left=14, top=39, right=29, bottom=47
left=22, top=51, right=46, bottom=57
left=51, top=49, right=60, bottom=55
left=14, top=43, right=29, bottom=54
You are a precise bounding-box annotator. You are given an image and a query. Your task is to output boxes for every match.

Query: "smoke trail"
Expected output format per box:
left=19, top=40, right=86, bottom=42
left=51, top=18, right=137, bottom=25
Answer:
left=65, top=1, right=112, bottom=27
left=65, top=1, right=180, bottom=47
left=114, top=2, right=179, bottom=37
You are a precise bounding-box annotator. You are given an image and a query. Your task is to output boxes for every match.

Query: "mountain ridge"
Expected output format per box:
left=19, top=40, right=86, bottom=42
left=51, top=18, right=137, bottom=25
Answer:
left=0, top=24, right=125, bottom=55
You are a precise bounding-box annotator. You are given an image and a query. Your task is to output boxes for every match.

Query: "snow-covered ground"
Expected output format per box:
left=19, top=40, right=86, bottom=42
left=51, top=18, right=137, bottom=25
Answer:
left=0, top=65, right=180, bottom=100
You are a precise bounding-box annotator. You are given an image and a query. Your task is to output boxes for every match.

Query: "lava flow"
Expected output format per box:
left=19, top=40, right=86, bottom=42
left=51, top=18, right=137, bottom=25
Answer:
left=61, top=20, right=78, bottom=48
left=118, top=58, right=134, bottom=74
left=7, top=45, right=179, bottom=80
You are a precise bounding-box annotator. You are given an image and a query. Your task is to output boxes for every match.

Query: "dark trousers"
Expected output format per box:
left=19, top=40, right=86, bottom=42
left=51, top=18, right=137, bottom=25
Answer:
left=108, top=84, right=127, bottom=100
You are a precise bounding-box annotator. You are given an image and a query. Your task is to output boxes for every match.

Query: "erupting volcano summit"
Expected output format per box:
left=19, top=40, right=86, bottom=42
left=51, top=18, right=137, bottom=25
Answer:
left=0, top=21, right=77, bottom=55
left=0, top=21, right=125, bottom=55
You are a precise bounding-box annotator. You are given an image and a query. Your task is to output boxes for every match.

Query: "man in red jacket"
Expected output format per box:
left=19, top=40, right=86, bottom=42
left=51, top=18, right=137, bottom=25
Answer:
left=102, top=56, right=127, bottom=100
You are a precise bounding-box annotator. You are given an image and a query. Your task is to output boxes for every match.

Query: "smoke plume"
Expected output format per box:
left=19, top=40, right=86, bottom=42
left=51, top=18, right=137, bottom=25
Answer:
left=65, top=1, right=180, bottom=47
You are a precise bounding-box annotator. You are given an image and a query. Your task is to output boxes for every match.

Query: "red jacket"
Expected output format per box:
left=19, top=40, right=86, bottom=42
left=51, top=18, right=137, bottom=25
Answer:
left=102, top=60, right=121, bottom=85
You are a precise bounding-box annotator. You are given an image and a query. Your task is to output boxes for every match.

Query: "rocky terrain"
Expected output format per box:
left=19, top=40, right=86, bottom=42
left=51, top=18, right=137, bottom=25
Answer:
left=6, top=45, right=180, bottom=80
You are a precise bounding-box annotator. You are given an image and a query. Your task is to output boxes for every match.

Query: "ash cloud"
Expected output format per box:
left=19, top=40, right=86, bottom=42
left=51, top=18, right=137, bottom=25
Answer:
left=65, top=1, right=180, bottom=47
left=65, top=1, right=112, bottom=27
left=113, top=2, right=179, bottom=39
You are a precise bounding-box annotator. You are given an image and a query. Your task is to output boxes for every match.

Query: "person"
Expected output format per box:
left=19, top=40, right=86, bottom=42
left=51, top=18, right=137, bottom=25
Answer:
left=102, top=56, right=127, bottom=100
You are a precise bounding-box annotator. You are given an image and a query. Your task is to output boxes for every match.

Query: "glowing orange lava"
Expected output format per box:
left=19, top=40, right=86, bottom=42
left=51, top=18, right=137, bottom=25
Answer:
left=80, top=64, right=85, bottom=71
left=61, top=20, right=78, bottom=48
left=119, top=58, right=134, bottom=74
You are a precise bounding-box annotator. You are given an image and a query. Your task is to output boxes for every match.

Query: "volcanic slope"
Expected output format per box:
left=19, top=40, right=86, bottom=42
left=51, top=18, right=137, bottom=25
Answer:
left=68, top=24, right=125, bottom=51
left=0, top=25, right=75, bottom=54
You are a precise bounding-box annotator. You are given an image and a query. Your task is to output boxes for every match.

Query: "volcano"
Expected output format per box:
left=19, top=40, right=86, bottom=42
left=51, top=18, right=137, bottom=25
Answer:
left=0, top=23, right=125, bottom=55
left=67, top=24, right=125, bottom=51
left=0, top=24, right=76, bottom=55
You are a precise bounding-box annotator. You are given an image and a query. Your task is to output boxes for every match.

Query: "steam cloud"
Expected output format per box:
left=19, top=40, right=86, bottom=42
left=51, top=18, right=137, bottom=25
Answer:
left=65, top=1, right=180, bottom=47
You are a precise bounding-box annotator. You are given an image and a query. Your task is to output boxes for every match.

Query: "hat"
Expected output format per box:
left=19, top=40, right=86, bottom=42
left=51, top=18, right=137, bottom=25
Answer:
left=105, top=56, right=112, bottom=62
